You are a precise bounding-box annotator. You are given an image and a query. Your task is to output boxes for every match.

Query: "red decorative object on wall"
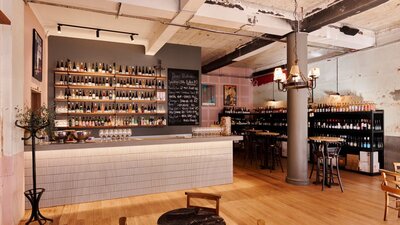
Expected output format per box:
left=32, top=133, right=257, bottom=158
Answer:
left=251, top=69, right=287, bottom=87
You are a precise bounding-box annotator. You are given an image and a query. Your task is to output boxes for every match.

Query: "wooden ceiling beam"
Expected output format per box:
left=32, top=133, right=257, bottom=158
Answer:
left=301, top=0, right=389, bottom=32
left=0, top=10, right=11, bottom=25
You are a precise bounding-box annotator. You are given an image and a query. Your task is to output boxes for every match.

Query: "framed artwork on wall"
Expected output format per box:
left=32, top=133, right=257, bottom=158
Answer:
left=201, top=84, right=216, bottom=106
left=32, top=29, right=43, bottom=81
left=223, top=85, right=237, bottom=106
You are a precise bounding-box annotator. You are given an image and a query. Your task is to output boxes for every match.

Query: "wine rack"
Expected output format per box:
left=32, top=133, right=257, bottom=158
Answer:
left=219, top=107, right=384, bottom=175
left=53, top=65, right=167, bottom=129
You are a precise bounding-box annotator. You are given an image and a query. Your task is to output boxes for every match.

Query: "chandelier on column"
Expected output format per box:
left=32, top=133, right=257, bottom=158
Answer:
left=273, top=0, right=319, bottom=92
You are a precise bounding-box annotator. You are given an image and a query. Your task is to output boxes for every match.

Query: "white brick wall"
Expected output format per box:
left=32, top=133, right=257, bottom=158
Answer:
left=24, top=141, right=233, bottom=208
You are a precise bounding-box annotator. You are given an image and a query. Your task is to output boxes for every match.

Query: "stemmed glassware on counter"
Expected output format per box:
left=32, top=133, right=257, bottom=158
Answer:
left=192, top=127, right=223, bottom=138
left=99, top=129, right=132, bottom=142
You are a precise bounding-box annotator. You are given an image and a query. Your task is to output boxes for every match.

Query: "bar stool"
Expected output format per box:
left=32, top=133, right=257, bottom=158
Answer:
left=327, top=143, right=344, bottom=192
left=243, top=129, right=263, bottom=166
left=309, top=141, right=326, bottom=189
left=270, top=138, right=284, bottom=172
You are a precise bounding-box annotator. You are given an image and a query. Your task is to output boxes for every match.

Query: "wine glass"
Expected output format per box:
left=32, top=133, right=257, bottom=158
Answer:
left=109, top=129, right=114, bottom=142
left=99, top=129, right=104, bottom=142
left=104, top=129, right=110, bottom=142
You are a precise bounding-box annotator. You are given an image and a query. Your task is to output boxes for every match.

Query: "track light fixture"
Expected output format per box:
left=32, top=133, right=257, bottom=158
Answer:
left=56, top=23, right=138, bottom=41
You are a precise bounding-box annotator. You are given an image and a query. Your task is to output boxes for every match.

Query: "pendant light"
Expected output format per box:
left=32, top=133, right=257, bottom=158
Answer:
left=332, top=58, right=341, bottom=96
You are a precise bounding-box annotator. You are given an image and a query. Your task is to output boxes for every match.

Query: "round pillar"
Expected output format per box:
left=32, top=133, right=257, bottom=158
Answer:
left=285, top=32, right=310, bottom=185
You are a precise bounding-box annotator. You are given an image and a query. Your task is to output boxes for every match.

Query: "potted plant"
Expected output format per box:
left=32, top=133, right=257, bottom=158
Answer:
left=15, top=105, right=55, bottom=144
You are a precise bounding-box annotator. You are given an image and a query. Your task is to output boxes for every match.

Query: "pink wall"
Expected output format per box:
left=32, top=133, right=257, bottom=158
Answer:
left=201, top=66, right=253, bottom=127
left=24, top=4, right=48, bottom=107
left=0, top=152, right=25, bottom=225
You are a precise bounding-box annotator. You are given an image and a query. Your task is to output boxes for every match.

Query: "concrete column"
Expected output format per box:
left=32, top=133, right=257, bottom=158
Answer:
left=286, top=32, right=309, bottom=185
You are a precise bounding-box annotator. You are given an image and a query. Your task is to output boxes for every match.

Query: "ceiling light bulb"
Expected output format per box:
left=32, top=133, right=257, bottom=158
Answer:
left=57, top=25, right=61, bottom=33
left=130, top=34, right=134, bottom=42
left=308, top=67, right=320, bottom=78
left=273, top=67, right=286, bottom=82
left=290, top=64, right=300, bottom=77
left=96, top=29, right=100, bottom=38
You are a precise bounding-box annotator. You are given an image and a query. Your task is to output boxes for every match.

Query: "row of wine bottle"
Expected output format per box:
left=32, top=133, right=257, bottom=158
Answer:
left=57, top=75, right=165, bottom=89
left=223, top=107, right=251, bottom=114
left=56, top=60, right=159, bottom=76
left=58, top=102, right=163, bottom=114
left=254, top=107, right=287, bottom=114
left=315, top=134, right=384, bottom=149
left=59, top=89, right=161, bottom=101
left=312, top=102, right=376, bottom=113
left=313, top=118, right=383, bottom=130
left=67, top=116, right=167, bottom=127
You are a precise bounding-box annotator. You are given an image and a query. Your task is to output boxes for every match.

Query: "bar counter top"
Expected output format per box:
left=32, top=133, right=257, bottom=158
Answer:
left=25, top=135, right=243, bottom=151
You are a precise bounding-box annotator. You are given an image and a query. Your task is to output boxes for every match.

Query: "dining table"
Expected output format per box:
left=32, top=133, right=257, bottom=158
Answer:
left=157, top=207, right=226, bottom=225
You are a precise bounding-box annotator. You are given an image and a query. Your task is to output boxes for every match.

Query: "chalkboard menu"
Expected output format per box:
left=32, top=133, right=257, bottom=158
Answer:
left=168, top=68, right=200, bottom=126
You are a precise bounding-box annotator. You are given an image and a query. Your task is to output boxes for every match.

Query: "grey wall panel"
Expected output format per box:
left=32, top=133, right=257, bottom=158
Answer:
left=48, top=36, right=201, bottom=135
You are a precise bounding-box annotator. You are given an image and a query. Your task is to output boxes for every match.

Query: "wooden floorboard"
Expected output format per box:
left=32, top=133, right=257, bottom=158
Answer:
left=19, top=159, right=399, bottom=225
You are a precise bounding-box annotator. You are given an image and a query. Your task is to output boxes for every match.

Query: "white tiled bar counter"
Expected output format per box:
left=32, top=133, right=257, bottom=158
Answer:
left=24, top=136, right=242, bottom=208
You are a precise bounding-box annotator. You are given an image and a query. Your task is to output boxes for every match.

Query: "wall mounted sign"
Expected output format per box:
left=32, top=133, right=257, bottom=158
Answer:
left=168, top=68, right=200, bottom=126
left=32, top=29, right=43, bottom=81
left=223, top=85, right=237, bottom=106
left=201, top=84, right=216, bottom=106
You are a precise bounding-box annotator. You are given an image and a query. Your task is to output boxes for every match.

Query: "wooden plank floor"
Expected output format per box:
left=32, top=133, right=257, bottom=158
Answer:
left=19, top=160, right=399, bottom=225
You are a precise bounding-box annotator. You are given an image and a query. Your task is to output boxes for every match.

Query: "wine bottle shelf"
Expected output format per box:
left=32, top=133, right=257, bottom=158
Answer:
left=57, top=112, right=164, bottom=116
left=221, top=108, right=384, bottom=175
left=55, top=85, right=114, bottom=90
left=55, top=70, right=167, bottom=80
left=55, top=85, right=162, bottom=91
left=58, top=125, right=166, bottom=129
left=55, top=98, right=162, bottom=103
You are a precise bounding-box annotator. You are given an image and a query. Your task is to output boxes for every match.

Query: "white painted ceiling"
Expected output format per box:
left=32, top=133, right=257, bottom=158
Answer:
left=27, top=0, right=400, bottom=73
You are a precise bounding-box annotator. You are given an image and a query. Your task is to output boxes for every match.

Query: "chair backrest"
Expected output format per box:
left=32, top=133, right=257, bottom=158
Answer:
left=394, top=162, right=400, bottom=173
left=394, top=163, right=400, bottom=181
left=185, top=192, right=221, bottom=215
left=380, top=169, right=400, bottom=195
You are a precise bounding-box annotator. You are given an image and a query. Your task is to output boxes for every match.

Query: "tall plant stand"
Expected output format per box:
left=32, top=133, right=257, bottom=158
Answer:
left=15, top=121, right=53, bottom=225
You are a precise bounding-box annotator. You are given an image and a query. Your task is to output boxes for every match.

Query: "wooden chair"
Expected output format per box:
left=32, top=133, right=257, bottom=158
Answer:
left=380, top=169, right=400, bottom=220
left=394, top=162, right=400, bottom=180
left=185, top=192, right=221, bottom=215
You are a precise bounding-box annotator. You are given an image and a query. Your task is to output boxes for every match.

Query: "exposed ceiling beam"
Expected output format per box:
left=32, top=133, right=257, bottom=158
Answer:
left=146, top=0, right=206, bottom=55
left=192, top=2, right=292, bottom=36
left=202, top=0, right=389, bottom=74
left=301, top=0, right=389, bottom=32
left=202, top=33, right=283, bottom=73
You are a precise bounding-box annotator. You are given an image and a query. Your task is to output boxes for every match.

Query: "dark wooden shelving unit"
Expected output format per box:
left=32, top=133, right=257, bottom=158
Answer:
left=53, top=68, right=167, bottom=129
left=219, top=109, right=384, bottom=175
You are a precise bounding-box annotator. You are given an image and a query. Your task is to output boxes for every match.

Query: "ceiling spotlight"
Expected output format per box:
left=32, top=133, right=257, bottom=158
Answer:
left=57, top=24, right=61, bottom=33
left=130, top=34, right=134, bottom=42
left=96, top=29, right=100, bottom=38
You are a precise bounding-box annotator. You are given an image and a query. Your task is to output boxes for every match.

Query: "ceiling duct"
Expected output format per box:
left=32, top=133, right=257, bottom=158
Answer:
left=339, top=26, right=359, bottom=36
